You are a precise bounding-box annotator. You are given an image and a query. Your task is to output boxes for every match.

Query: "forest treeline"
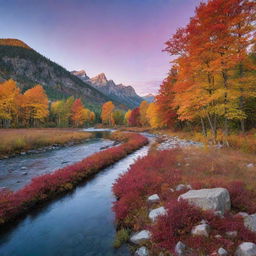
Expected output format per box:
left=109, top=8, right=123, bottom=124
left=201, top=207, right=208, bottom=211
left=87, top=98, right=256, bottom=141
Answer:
left=127, top=0, right=256, bottom=142
left=0, top=79, right=128, bottom=128
left=0, top=80, right=96, bottom=128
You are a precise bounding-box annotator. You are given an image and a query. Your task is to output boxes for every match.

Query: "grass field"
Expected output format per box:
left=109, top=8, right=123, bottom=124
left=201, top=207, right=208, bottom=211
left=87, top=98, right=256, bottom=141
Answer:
left=0, top=128, right=93, bottom=158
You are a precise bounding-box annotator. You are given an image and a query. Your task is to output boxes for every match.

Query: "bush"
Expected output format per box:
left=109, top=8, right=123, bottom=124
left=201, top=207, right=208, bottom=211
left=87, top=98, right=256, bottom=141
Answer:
left=112, top=148, right=256, bottom=254
left=0, top=132, right=148, bottom=225
left=113, top=228, right=130, bottom=248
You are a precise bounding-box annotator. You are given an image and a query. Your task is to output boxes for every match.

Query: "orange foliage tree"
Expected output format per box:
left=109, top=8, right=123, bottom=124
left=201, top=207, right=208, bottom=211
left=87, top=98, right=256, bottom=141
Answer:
left=101, top=101, right=115, bottom=126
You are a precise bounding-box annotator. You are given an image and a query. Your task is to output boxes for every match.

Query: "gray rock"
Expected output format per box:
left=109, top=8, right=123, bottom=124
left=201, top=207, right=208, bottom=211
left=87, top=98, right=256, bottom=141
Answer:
left=247, top=163, right=254, bottom=168
left=191, top=223, right=210, bottom=237
left=226, top=231, right=238, bottom=238
left=148, top=206, right=167, bottom=222
left=244, top=214, right=256, bottom=233
left=135, top=246, right=148, bottom=256
left=175, top=241, right=186, bottom=255
left=147, top=194, right=160, bottom=203
left=20, top=152, right=26, bottom=155
left=237, top=212, right=249, bottom=218
left=235, top=242, right=256, bottom=256
left=22, top=172, right=28, bottom=175
left=21, top=166, right=27, bottom=170
left=218, top=248, right=228, bottom=256
left=130, top=230, right=151, bottom=245
left=214, top=210, right=225, bottom=218
left=176, top=184, right=187, bottom=191
left=178, top=188, right=231, bottom=214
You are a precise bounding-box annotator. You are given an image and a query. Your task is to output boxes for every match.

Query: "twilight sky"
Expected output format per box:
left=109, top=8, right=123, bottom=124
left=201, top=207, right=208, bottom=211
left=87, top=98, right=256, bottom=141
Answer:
left=0, top=0, right=202, bottom=95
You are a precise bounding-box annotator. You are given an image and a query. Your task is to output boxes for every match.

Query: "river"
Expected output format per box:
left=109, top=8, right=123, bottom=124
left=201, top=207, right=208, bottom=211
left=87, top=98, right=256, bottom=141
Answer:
left=0, top=130, right=114, bottom=191
left=0, top=131, right=154, bottom=256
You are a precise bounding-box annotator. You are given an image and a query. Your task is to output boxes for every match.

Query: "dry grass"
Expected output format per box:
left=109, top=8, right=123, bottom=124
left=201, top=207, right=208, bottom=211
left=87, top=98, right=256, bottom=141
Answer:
left=118, top=126, right=152, bottom=132
left=155, top=129, right=256, bottom=154
left=0, top=128, right=92, bottom=157
left=175, top=147, right=256, bottom=191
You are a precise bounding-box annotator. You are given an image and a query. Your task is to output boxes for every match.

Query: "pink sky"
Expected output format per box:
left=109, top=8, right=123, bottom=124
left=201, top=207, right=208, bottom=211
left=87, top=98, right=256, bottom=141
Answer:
left=0, top=0, right=203, bottom=95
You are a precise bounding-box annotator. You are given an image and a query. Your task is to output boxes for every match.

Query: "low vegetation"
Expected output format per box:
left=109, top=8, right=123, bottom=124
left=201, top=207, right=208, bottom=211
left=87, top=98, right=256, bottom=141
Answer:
left=156, top=129, right=256, bottom=154
left=0, top=132, right=148, bottom=225
left=112, top=147, right=256, bottom=254
left=0, top=128, right=93, bottom=158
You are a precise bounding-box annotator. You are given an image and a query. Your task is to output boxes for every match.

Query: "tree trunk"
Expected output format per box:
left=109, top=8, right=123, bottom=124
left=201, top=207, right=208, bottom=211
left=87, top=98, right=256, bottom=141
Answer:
left=200, top=117, right=207, bottom=137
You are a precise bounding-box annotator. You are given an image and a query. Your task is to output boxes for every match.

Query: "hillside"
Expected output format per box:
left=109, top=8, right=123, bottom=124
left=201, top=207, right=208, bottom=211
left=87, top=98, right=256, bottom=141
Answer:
left=72, top=70, right=143, bottom=108
left=0, top=39, right=116, bottom=106
left=143, top=93, right=155, bottom=103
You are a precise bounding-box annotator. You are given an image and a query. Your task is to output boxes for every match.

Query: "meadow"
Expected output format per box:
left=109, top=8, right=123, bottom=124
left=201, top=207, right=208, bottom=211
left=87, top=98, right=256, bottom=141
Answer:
left=0, top=128, right=93, bottom=158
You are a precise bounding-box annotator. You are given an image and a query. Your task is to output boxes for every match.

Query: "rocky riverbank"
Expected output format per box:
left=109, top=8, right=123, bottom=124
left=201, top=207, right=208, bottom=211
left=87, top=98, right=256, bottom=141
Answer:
left=112, top=139, right=256, bottom=255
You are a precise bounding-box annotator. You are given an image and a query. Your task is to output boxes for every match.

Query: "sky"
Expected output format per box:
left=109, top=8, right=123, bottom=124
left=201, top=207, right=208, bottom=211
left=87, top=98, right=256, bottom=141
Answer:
left=0, top=0, right=202, bottom=95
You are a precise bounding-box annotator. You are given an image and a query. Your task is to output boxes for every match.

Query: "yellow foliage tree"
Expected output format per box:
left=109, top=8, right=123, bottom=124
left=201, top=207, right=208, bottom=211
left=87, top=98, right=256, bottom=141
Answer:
left=101, top=101, right=115, bottom=125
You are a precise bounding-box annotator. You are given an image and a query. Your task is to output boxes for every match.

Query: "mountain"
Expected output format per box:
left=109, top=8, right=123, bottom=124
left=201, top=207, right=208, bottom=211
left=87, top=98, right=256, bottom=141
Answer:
left=143, top=93, right=155, bottom=103
left=72, top=70, right=143, bottom=108
left=0, top=38, right=116, bottom=106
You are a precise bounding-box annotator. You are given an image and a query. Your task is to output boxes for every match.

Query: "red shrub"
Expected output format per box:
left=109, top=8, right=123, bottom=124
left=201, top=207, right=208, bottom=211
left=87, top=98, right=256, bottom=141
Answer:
left=151, top=200, right=202, bottom=251
left=0, top=132, right=148, bottom=225
left=112, top=148, right=256, bottom=254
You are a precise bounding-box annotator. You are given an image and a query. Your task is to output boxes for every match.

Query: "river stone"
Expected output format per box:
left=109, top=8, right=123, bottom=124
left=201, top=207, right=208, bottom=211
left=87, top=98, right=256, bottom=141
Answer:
left=226, top=231, right=238, bottom=238
left=243, top=214, right=256, bottom=233
left=175, top=241, right=186, bottom=255
left=235, top=242, right=256, bottom=256
left=178, top=188, right=231, bottom=214
left=148, top=206, right=167, bottom=222
left=218, top=248, right=228, bottom=256
left=191, top=223, right=210, bottom=237
left=247, top=163, right=254, bottom=168
left=176, top=184, right=187, bottom=191
left=21, top=166, right=27, bottom=170
left=147, top=194, right=160, bottom=203
left=130, top=230, right=151, bottom=244
left=134, top=246, right=148, bottom=256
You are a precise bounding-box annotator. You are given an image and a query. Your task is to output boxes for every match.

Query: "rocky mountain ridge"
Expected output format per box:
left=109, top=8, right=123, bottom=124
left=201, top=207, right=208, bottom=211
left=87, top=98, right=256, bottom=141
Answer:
left=71, top=70, right=143, bottom=108
left=0, top=39, right=118, bottom=107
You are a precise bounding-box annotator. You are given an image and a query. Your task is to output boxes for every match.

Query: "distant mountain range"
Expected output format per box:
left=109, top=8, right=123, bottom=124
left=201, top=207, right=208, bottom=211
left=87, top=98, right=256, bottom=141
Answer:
left=0, top=39, right=124, bottom=108
left=71, top=70, right=143, bottom=108
left=143, top=93, right=155, bottom=103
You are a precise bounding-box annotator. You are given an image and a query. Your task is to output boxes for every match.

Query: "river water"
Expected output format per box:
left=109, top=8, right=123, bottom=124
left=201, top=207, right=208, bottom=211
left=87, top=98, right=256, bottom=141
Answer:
left=0, top=130, right=114, bottom=191
left=0, top=131, right=154, bottom=256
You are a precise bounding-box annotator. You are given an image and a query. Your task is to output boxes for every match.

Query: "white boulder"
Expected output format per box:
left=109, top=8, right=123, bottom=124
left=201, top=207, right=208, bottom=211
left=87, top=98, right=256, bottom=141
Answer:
left=191, top=223, right=210, bottom=237
left=130, top=230, right=151, bottom=245
left=218, top=248, right=228, bottom=256
left=135, top=246, right=149, bottom=256
left=176, top=184, right=187, bottom=191
left=175, top=241, right=186, bottom=255
left=244, top=214, right=256, bottom=233
left=148, top=207, right=167, bottom=222
left=147, top=194, right=160, bottom=204
left=178, top=188, right=231, bottom=214
left=235, top=242, right=256, bottom=256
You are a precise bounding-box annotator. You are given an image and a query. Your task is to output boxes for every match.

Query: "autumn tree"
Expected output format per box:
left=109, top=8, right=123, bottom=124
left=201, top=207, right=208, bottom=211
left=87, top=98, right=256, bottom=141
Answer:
left=113, top=110, right=125, bottom=125
left=0, top=80, right=20, bottom=127
left=128, top=107, right=140, bottom=127
left=164, top=0, right=256, bottom=140
left=101, top=101, right=115, bottom=126
left=23, top=85, right=49, bottom=126
left=124, top=110, right=132, bottom=125
left=139, top=101, right=149, bottom=127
